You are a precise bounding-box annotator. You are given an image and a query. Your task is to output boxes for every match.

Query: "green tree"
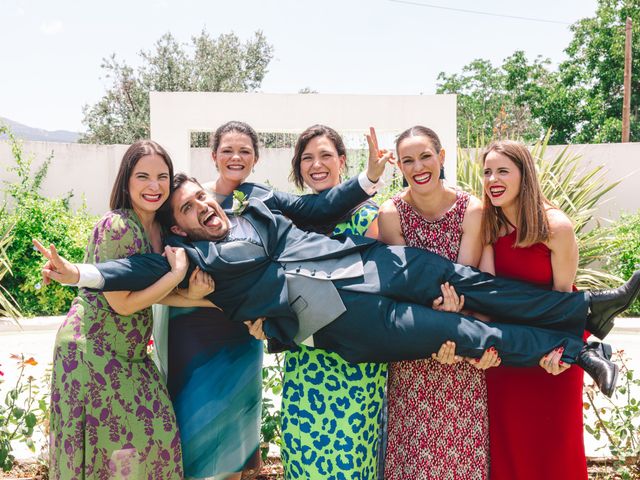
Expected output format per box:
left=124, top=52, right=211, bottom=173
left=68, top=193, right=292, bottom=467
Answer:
left=436, top=53, right=553, bottom=147
left=80, top=30, right=274, bottom=145
left=438, top=0, right=639, bottom=145
left=558, top=0, right=640, bottom=143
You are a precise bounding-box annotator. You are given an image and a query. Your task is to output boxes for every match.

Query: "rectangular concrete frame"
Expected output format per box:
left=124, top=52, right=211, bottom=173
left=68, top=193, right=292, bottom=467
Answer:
left=150, top=91, right=457, bottom=182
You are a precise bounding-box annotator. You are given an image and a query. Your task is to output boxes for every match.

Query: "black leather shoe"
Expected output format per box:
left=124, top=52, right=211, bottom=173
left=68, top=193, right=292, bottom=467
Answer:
left=587, top=270, right=640, bottom=339
left=576, top=342, right=618, bottom=397
left=586, top=340, right=613, bottom=359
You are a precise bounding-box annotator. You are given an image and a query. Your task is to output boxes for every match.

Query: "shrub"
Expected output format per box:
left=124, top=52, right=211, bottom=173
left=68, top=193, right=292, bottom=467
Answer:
left=0, top=223, right=20, bottom=321
left=0, top=198, right=96, bottom=316
left=605, top=211, right=640, bottom=316
left=261, top=351, right=284, bottom=460
left=584, top=350, right=640, bottom=477
left=0, top=125, right=97, bottom=316
left=0, top=355, right=49, bottom=472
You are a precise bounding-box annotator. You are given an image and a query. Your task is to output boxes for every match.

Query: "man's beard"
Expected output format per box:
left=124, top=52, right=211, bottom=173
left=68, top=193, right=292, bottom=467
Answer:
left=181, top=224, right=229, bottom=242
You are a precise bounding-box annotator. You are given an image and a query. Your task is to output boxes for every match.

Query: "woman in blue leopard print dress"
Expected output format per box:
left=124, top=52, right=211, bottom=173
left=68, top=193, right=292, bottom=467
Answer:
left=281, top=125, right=387, bottom=479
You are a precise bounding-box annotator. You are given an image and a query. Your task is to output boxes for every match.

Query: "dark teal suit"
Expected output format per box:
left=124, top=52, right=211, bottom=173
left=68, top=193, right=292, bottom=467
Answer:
left=94, top=178, right=589, bottom=367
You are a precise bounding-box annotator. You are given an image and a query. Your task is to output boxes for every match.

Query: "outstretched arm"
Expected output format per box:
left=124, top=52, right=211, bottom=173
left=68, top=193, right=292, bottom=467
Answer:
left=34, top=239, right=188, bottom=315
left=95, top=253, right=173, bottom=292
left=34, top=238, right=173, bottom=292
left=263, top=175, right=373, bottom=225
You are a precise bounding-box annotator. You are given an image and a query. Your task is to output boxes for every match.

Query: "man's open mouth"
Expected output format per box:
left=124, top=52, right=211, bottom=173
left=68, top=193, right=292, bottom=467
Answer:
left=202, top=210, right=218, bottom=227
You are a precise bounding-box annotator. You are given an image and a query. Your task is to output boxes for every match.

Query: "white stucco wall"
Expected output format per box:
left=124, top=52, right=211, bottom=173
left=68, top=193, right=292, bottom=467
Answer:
left=0, top=141, right=128, bottom=214
left=544, top=143, right=640, bottom=221
left=149, top=92, right=458, bottom=177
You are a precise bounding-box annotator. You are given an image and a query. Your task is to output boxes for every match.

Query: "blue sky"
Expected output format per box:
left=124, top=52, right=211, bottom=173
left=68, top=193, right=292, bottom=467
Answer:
left=0, top=0, right=597, bottom=132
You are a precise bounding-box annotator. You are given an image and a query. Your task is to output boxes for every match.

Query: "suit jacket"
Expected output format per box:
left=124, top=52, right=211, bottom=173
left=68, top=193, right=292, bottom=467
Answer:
left=96, top=176, right=377, bottom=349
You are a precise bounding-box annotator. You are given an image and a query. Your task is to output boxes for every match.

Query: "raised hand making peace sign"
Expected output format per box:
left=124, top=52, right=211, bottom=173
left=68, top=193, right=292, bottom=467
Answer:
left=365, top=126, right=395, bottom=183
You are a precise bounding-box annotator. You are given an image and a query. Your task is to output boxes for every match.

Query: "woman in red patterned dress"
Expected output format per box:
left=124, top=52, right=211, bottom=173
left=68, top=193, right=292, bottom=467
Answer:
left=378, top=126, right=499, bottom=479
left=479, top=140, right=588, bottom=479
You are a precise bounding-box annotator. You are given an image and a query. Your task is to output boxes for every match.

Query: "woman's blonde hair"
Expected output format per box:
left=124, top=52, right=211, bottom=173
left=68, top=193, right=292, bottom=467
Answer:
left=481, top=140, right=551, bottom=247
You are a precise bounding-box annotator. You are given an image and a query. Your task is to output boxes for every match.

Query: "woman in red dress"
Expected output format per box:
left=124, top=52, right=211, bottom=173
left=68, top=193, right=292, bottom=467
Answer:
left=479, top=140, right=588, bottom=479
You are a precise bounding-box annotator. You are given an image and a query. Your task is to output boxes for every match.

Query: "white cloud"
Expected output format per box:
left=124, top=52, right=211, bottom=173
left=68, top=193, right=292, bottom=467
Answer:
left=40, top=19, right=63, bottom=35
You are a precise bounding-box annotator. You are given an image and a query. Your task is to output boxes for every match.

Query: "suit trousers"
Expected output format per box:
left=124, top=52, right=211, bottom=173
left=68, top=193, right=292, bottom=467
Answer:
left=314, top=243, right=589, bottom=365
left=336, top=243, right=588, bottom=335
left=314, top=290, right=585, bottom=366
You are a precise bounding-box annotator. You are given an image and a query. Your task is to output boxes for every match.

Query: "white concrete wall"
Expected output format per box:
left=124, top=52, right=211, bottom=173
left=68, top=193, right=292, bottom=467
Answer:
left=149, top=92, right=458, bottom=177
left=1, top=140, right=639, bottom=222
left=544, top=143, right=640, bottom=221
left=0, top=141, right=129, bottom=214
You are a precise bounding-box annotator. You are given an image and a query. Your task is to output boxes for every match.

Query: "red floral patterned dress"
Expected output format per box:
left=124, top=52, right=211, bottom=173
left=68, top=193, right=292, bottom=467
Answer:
left=384, top=190, right=489, bottom=480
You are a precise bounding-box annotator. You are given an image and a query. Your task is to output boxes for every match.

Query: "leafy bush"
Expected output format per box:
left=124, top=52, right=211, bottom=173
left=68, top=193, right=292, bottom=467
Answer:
left=1, top=198, right=96, bottom=316
left=0, top=355, right=49, bottom=472
left=584, top=351, right=640, bottom=478
left=0, top=224, right=20, bottom=321
left=0, top=125, right=97, bottom=316
left=605, top=212, right=640, bottom=316
left=261, top=351, right=284, bottom=460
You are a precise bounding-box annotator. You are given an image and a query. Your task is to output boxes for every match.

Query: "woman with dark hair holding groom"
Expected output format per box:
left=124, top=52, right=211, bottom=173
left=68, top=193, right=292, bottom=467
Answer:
left=43, top=140, right=215, bottom=479
left=279, top=124, right=388, bottom=479
left=158, top=120, right=389, bottom=479
left=163, top=121, right=264, bottom=480
left=377, top=125, right=495, bottom=479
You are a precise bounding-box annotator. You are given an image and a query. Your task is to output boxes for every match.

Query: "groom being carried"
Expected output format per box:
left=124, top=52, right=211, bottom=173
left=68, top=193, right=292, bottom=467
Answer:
left=37, top=172, right=640, bottom=397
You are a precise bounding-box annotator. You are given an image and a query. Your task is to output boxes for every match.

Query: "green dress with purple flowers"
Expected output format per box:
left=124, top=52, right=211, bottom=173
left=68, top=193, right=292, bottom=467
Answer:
left=49, top=209, right=183, bottom=479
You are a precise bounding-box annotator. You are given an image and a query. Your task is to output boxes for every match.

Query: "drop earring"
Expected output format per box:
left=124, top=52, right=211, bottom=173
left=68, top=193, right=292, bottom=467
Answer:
left=439, top=165, right=445, bottom=180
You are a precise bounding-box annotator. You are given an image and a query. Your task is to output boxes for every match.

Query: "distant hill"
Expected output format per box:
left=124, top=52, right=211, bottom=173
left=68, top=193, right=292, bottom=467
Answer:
left=0, top=117, right=80, bottom=143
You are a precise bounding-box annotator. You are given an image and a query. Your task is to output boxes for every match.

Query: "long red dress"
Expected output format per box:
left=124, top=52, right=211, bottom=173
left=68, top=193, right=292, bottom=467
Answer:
left=486, top=229, right=587, bottom=480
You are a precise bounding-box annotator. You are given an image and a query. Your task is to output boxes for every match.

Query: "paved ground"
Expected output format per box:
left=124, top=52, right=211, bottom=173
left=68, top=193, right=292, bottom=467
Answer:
left=1, top=315, right=639, bottom=460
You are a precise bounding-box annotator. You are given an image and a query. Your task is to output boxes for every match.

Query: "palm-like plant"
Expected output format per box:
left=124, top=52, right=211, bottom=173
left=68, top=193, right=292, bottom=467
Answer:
left=0, top=223, right=21, bottom=322
left=457, top=132, right=621, bottom=289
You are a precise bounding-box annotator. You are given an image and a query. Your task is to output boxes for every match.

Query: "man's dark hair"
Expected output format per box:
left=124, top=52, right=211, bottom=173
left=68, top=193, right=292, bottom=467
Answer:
left=157, top=172, right=203, bottom=229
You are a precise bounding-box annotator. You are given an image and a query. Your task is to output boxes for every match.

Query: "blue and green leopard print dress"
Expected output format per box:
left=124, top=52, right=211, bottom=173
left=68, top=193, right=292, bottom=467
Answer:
left=281, top=202, right=388, bottom=480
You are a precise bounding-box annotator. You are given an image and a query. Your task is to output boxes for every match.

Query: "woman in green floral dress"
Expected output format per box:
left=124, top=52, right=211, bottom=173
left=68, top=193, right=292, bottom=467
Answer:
left=280, top=125, right=387, bottom=479
left=46, top=141, right=212, bottom=479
